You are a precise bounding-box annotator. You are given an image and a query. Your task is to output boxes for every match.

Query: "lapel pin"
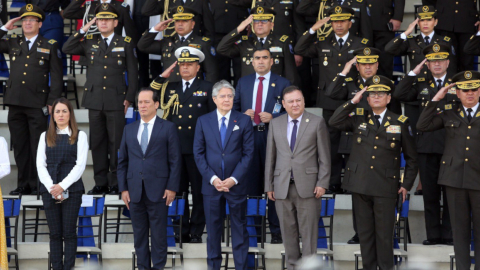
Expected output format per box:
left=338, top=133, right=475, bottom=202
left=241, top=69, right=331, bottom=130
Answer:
left=306, top=119, right=309, bottom=122
left=271, top=83, right=275, bottom=87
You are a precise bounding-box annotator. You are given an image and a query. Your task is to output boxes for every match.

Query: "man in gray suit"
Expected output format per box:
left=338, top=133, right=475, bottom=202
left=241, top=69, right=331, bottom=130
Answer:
left=264, top=86, right=331, bottom=269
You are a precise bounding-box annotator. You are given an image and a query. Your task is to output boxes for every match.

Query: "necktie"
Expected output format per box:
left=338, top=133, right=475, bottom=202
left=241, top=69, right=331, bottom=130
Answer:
left=26, top=40, right=31, bottom=51
left=259, top=38, right=264, bottom=47
left=220, top=117, right=227, bottom=178
left=184, top=81, right=190, bottom=93
left=180, top=37, right=185, bottom=44
left=141, top=123, right=149, bottom=154
left=424, top=36, right=430, bottom=45
left=338, top=38, right=344, bottom=49
left=290, top=119, right=298, bottom=179
left=467, top=108, right=473, bottom=122
left=374, top=115, right=381, bottom=127
left=437, top=79, right=442, bottom=90
left=104, top=38, right=109, bottom=49
left=254, top=77, right=265, bottom=125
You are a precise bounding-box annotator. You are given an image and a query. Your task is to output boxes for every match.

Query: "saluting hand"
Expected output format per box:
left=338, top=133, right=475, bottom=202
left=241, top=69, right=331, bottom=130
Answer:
left=432, top=83, right=456, bottom=102
left=403, top=18, right=419, bottom=36
left=237, top=15, right=254, bottom=33
left=4, top=17, right=21, bottom=31
left=160, top=61, right=177, bottom=79
left=351, top=86, right=368, bottom=104
left=341, top=56, right=357, bottom=75
left=311, top=17, right=330, bottom=32
left=475, top=21, right=480, bottom=32
left=153, top=19, right=173, bottom=32
left=411, top=58, right=428, bottom=75
left=81, top=18, right=97, bottom=33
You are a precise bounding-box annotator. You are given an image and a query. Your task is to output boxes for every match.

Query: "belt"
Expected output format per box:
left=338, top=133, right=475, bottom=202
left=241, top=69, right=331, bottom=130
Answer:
left=253, top=125, right=266, bottom=131
left=290, top=179, right=295, bottom=184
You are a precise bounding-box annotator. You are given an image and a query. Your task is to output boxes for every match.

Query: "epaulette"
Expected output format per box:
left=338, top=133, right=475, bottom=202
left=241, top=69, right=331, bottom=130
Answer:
left=356, top=108, right=364, bottom=115
left=86, top=34, right=93, bottom=40
left=361, top=38, right=368, bottom=44
left=202, top=37, right=210, bottom=42
left=407, top=35, right=413, bottom=38
left=345, top=77, right=353, bottom=82
left=242, top=35, right=248, bottom=40
left=398, top=115, right=408, bottom=123
left=418, top=77, right=425, bottom=82
left=318, top=36, right=325, bottom=41
left=48, top=39, right=57, bottom=44
left=445, top=104, right=452, bottom=110
left=280, top=35, right=288, bottom=42
left=124, top=36, right=132, bottom=43
left=356, top=0, right=363, bottom=2
left=444, top=36, right=451, bottom=42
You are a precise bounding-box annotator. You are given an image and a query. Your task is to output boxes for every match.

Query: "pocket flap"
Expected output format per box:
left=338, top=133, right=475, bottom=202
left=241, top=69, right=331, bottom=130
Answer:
left=354, top=128, right=369, bottom=136
left=386, top=133, right=401, bottom=141
left=273, top=169, right=281, bottom=176
left=445, top=120, right=460, bottom=128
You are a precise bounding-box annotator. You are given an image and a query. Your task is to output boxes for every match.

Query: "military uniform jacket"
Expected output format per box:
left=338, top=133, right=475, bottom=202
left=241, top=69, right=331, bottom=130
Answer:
left=156, top=77, right=215, bottom=154
left=385, top=33, right=457, bottom=80
left=395, top=74, right=458, bottom=154
left=137, top=31, right=219, bottom=83
left=423, top=0, right=479, bottom=33
left=141, top=0, right=215, bottom=41
left=365, top=0, right=405, bottom=31
left=329, top=101, right=418, bottom=198
left=296, top=0, right=373, bottom=40
left=63, top=0, right=138, bottom=43
left=0, top=31, right=62, bottom=108
left=464, top=35, right=480, bottom=55
left=230, top=0, right=306, bottom=43
left=294, top=31, right=371, bottom=110
left=210, top=0, right=249, bottom=35
left=62, top=32, right=138, bottom=111
left=417, top=100, right=480, bottom=190
left=217, top=29, right=299, bottom=85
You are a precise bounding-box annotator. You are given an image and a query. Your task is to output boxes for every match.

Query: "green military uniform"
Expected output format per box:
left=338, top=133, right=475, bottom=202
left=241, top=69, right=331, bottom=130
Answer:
left=62, top=3, right=139, bottom=193
left=329, top=75, right=417, bottom=270
left=417, top=70, right=480, bottom=270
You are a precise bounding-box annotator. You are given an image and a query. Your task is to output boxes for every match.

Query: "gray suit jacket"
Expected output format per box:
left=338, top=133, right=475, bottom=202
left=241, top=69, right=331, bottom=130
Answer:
left=264, top=111, right=331, bottom=200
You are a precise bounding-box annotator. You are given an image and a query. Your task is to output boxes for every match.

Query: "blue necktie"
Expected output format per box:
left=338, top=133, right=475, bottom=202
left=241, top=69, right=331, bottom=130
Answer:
left=141, top=123, right=149, bottom=154
left=290, top=120, right=298, bottom=179
left=220, top=117, right=227, bottom=178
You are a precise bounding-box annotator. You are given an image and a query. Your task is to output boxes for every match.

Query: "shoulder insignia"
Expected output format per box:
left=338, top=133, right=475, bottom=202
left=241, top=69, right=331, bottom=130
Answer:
left=356, top=0, right=363, bottom=2
left=356, top=108, right=364, bottom=115
left=445, top=104, right=452, bottom=110
left=202, top=37, right=210, bottom=42
left=398, top=115, right=408, bottom=123
left=418, top=77, right=425, bottom=82
left=121, top=2, right=128, bottom=7
left=242, top=35, right=248, bottom=40
left=407, top=35, right=413, bottom=38
left=86, top=34, right=93, bottom=40
left=345, top=77, right=353, bottom=82
left=318, top=36, right=325, bottom=41
left=48, top=39, right=57, bottom=45
left=444, top=36, right=451, bottom=42
left=361, top=38, right=368, bottom=44
left=10, top=33, right=17, bottom=38
left=234, top=40, right=242, bottom=45
left=280, top=35, right=288, bottom=42
left=124, top=36, right=132, bottom=43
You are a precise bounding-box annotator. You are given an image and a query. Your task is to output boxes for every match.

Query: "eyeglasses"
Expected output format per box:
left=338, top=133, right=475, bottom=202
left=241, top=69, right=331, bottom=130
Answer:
left=427, top=59, right=447, bottom=64
left=253, top=20, right=271, bottom=24
left=367, top=92, right=387, bottom=97
left=216, top=94, right=234, bottom=100
left=22, top=18, right=39, bottom=23
left=460, top=89, right=479, bottom=93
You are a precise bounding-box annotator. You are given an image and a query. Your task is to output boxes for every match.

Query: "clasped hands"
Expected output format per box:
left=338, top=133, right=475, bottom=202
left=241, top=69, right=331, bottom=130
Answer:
left=213, top=178, right=236, bottom=192
left=50, top=184, right=65, bottom=201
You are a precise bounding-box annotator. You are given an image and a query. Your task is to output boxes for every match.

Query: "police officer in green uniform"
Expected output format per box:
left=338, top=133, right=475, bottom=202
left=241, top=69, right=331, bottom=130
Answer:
left=295, top=6, right=371, bottom=194
left=216, top=6, right=300, bottom=85
left=137, top=6, right=218, bottom=83
left=149, top=47, right=215, bottom=243
left=0, top=4, right=63, bottom=195
left=329, top=75, right=418, bottom=270
left=63, top=3, right=138, bottom=195
left=417, top=71, right=480, bottom=270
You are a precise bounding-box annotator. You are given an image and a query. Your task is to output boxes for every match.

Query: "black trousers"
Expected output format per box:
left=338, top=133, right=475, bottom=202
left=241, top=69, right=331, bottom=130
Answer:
left=353, top=193, right=396, bottom=270
left=89, top=109, right=125, bottom=187
left=130, top=183, right=169, bottom=270
left=373, top=30, right=395, bottom=79
left=418, top=153, right=452, bottom=241
left=8, top=105, right=47, bottom=189
left=42, top=191, right=83, bottom=270
left=322, top=109, right=343, bottom=188
left=178, top=154, right=205, bottom=236
left=435, top=30, right=474, bottom=72
left=446, top=186, right=480, bottom=270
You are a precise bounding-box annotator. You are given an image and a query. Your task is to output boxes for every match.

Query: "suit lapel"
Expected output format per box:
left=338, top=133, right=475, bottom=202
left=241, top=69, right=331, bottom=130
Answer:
left=293, top=112, right=310, bottom=153
left=223, top=111, right=237, bottom=148
left=378, top=111, right=393, bottom=133
left=133, top=121, right=144, bottom=154
left=245, top=75, right=255, bottom=111
left=264, top=75, right=277, bottom=113
left=105, top=34, right=119, bottom=55
left=19, top=37, right=28, bottom=54
left=209, top=112, right=223, bottom=149
left=29, top=38, right=40, bottom=55
left=144, top=117, right=162, bottom=156
left=279, top=115, right=290, bottom=151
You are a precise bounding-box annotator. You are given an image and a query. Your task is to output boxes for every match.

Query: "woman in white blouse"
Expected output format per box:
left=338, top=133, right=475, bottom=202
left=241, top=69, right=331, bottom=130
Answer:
left=36, top=98, right=88, bottom=270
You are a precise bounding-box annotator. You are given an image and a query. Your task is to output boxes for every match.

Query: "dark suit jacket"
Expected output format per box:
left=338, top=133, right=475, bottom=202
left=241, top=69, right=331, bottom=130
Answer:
left=234, top=72, right=290, bottom=116
left=193, top=110, right=254, bottom=196
left=118, top=116, right=182, bottom=203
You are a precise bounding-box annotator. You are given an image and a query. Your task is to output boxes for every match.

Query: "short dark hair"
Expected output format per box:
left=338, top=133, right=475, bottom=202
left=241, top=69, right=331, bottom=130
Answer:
left=282, top=85, right=303, bottom=99
left=136, top=87, right=160, bottom=104
left=253, top=48, right=271, bottom=57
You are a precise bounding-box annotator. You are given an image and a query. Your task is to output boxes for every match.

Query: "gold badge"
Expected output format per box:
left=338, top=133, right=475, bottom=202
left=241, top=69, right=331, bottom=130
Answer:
left=373, top=75, right=380, bottom=84
left=384, top=121, right=390, bottom=127
left=369, top=119, right=374, bottom=125
left=246, top=60, right=250, bottom=65
left=465, top=71, right=472, bottom=80
left=422, top=6, right=429, bottom=12
left=306, top=119, right=310, bottom=122
left=335, top=6, right=342, bottom=13
left=102, top=3, right=109, bottom=10
left=391, top=142, right=395, bottom=148
left=257, top=7, right=264, bottom=14
left=26, top=4, right=33, bottom=11
left=357, top=137, right=362, bottom=144
left=177, top=6, right=184, bottom=13
left=12, top=56, right=15, bottom=61
left=356, top=108, right=364, bottom=115
left=363, top=47, right=371, bottom=56
left=433, top=44, right=440, bottom=53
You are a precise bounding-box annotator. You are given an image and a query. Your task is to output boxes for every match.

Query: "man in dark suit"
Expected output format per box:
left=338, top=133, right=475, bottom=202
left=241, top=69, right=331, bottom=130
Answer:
left=193, top=80, right=254, bottom=270
left=329, top=75, right=418, bottom=270
left=234, top=48, right=290, bottom=243
left=395, top=44, right=456, bottom=246
left=0, top=5, right=63, bottom=195
left=118, top=88, right=181, bottom=270
left=63, top=3, right=138, bottom=195
left=149, top=47, right=215, bottom=243
left=417, top=70, right=480, bottom=270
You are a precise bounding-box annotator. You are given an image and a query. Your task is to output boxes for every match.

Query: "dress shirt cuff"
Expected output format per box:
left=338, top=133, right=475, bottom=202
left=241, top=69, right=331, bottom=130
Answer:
left=210, top=175, right=218, bottom=185
left=230, top=177, right=238, bottom=185
left=400, top=33, right=407, bottom=40
left=339, top=73, right=346, bottom=77
left=79, top=29, right=85, bottom=35
left=309, top=28, right=315, bottom=35
left=0, top=26, right=7, bottom=32
left=476, top=31, right=480, bottom=36
left=149, top=27, right=159, bottom=33
left=408, top=71, right=416, bottom=76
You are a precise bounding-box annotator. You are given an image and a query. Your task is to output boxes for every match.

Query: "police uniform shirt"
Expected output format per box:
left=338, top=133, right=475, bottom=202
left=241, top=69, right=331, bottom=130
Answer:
left=373, top=108, right=387, bottom=124
left=137, top=116, right=156, bottom=144
left=252, top=71, right=271, bottom=123
left=463, top=102, right=479, bottom=119
left=149, top=27, right=193, bottom=42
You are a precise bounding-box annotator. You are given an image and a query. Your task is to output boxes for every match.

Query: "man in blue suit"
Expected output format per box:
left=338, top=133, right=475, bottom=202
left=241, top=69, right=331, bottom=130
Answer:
left=118, top=88, right=182, bottom=270
left=234, top=48, right=291, bottom=244
left=194, top=80, right=254, bottom=270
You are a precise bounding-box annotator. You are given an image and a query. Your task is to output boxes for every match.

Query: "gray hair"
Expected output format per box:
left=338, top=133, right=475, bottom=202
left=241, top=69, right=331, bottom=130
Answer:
left=212, top=80, right=235, bottom=97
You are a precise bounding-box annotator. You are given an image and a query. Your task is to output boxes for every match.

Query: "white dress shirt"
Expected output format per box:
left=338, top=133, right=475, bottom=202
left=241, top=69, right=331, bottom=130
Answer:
left=137, top=116, right=157, bottom=145
left=0, top=137, right=10, bottom=179
left=287, top=114, right=303, bottom=146
left=37, top=127, right=89, bottom=192
left=463, top=102, right=480, bottom=118
left=407, top=71, right=446, bottom=87
left=252, top=71, right=271, bottom=124
left=400, top=31, right=434, bottom=40
left=182, top=78, right=196, bottom=92
left=335, top=32, right=349, bottom=44
left=373, top=108, right=387, bottom=124
left=210, top=110, right=238, bottom=185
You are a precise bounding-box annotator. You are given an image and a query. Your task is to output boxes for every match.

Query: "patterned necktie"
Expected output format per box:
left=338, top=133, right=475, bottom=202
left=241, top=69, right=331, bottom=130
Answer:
left=254, top=77, right=265, bottom=125
left=424, top=36, right=430, bottom=45
left=374, top=115, right=381, bottom=127
left=290, top=119, right=298, bottom=178
left=338, top=38, right=344, bottom=49
left=141, top=123, right=149, bottom=154
left=467, top=108, right=473, bottom=122
left=220, top=117, right=227, bottom=178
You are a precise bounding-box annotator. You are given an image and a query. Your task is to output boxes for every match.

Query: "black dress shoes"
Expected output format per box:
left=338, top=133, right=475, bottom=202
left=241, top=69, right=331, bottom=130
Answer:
left=30, top=187, right=38, bottom=195
left=175, top=234, right=191, bottom=244
left=443, top=239, right=454, bottom=245
left=326, top=185, right=344, bottom=194
left=347, top=234, right=359, bottom=244
left=109, top=186, right=119, bottom=195
left=271, top=233, right=283, bottom=244
left=9, top=187, right=31, bottom=195
left=87, top=186, right=110, bottom=195
left=422, top=239, right=441, bottom=245
left=190, top=235, right=203, bottom=243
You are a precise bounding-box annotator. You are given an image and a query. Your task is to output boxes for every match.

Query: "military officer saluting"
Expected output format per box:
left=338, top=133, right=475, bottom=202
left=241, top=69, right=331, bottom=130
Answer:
left=417, top=71, right=480, bottom=270
left=329, top=75, right=418, bottom=270
left=217, top=6, right=300, bottom=85
left=137, top=6, right=218, bottom=83
left=0, top=4, right=63, bottom=195
left=63, top=3, right=138, bottom=195
left=149, top=47, right=215, bottom=243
